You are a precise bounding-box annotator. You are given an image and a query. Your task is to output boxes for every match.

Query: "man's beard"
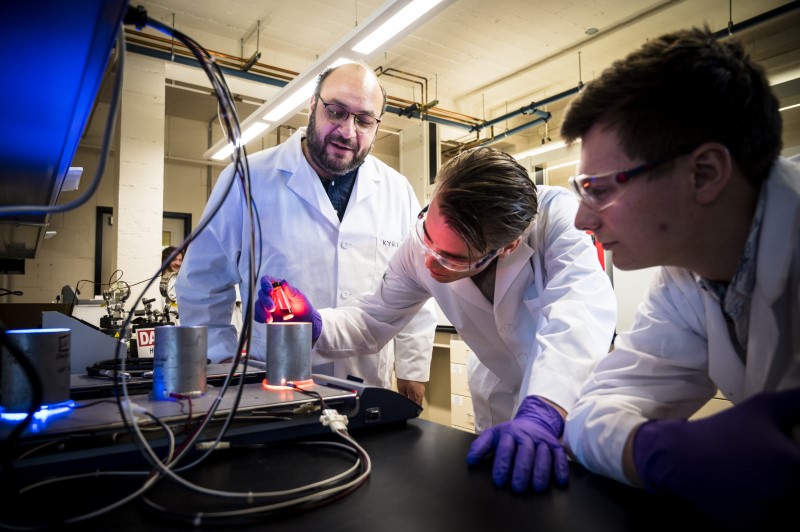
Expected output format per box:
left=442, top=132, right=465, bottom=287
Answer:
left=306, top=112, right=372, bottom=177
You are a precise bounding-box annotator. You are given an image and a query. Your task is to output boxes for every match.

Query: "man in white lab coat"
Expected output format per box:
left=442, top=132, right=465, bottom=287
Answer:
left=257, top=147, right=617, bottom=494
left=177, top=61, right=437, bottom=390
left=560, top=27, right=800, bottom=528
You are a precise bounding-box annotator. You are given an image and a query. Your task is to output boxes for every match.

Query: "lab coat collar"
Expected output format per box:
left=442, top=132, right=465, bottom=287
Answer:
left=449, top=237, right=535, bottom=313
left=349, top=156, right=381, bottom=206
left=756, top=158, right=800, bottom=302
left=282, top=129, right=340, bottom=227
left=495, top=237, right=535, bottom=304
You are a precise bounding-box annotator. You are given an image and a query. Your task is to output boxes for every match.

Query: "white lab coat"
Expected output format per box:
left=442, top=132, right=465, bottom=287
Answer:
left=177, top=128, right=437, bottom=387
left=564, top=157, right=800, bottom=485
left=315, top=186, right=617, bottom=432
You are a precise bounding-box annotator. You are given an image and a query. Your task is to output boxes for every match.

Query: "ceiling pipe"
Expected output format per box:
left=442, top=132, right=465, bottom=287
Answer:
left=477, top=112, right=550, bottom=147
left=376, top=66, right=428, bottom=106
left=460, top=0, right=800, bottom=148
left=124, top=1, right=799, bottom=148
left=715, top=0, right=800, bottom=37
left=384, top=104, right=475, bottom=130
left=470, top=84, right=582, bottom=133
left=126, top=36, right=480, bottom=131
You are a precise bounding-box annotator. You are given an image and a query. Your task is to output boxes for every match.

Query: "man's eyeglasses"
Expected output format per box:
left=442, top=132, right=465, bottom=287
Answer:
left=413, top=205, right=497, bottom=272
left=568, top=148, right=695, bottom=211
left=318, top=97, right=381, bottom=133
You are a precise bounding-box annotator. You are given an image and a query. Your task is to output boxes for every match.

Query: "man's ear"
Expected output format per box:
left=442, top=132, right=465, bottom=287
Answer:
left=499, top=237, right=523, bottom=257
left=691, top=142, right=732, bottom=205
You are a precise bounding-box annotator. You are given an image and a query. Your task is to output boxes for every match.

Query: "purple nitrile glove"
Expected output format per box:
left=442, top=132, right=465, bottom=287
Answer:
left=254, top=275, right=322, bottom=342
left=633, top=387, right=800, bottom=526
left=466, top=395, right=569, bottom=493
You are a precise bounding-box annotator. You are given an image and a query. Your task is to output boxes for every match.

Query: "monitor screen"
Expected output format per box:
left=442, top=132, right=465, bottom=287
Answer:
left=0, top=0, right=129, bottom=256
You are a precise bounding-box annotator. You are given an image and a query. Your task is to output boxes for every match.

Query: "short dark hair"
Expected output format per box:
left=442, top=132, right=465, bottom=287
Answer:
left=561, top=26, right=782, bottom=186
left=162, top=246, right=180, bottom=263
left=314, top=60, right=388, bottom=115
left=434, top=147, right=538, bottom=253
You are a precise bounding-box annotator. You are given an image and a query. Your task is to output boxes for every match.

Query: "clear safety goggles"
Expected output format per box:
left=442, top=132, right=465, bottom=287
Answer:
left=568, top=147, right=695, bottom=211
left=413, top=205, right=497, bottom=272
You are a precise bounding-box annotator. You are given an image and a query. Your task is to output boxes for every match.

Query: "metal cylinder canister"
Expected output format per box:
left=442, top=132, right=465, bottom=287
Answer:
left=1, top=328, right=71, bottom=412
left=265, top=322, right=312, bottom=387
left=151, top=325, right=207, bottom=400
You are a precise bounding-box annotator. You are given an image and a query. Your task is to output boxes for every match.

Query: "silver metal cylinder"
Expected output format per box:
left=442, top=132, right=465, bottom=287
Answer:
left=151, top=325, right=207, bottom=400
left=266, top=322, right=312, bottom=386
left=1, top=328, right=71, bottom=412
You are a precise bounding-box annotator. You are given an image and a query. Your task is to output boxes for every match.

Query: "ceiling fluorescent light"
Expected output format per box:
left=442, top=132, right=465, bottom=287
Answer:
left=211, top=122, right=269, bottom=160
left=547, top=159, right=579, bottom=171
left=513, top=140, right=568, bottom=160
left=352, top=0, right=445, bottom=54
left=204, top=0, right=453, bottom=161
left=263, top=58, right=350, bottom=123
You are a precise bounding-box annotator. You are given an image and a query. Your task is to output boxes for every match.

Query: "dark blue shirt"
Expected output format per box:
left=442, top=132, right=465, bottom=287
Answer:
left=321, top=168, right=358, bottom=221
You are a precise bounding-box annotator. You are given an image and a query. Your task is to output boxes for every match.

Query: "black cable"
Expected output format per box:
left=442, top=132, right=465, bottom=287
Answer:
left=1, top=5, right=259, bottom=527
left=289, top=384, right=329, bottom=411
left=0, top=288, right=23, bottom=297
left=109, top=6, right=256, bottom=476
left=85, top=358, right=153, bottom=379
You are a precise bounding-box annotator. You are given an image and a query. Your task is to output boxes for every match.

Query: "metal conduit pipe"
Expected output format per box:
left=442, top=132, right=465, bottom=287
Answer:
left=127, top=41, right=481, bottom=131
left=441, top=115, right=552, bottom=157
left=124, top=1, right=800, bottom=149
left=384, top=105, right=475, bottom=130
left=376, top=66, right=429, bottom=107
left=461, top=1, right=800, bottom=145
left=715, top=0, right=800, bottom=38
left=470, top=85, right=582, bottom=133
left=478, top=113, right=551, bottom=147
left=127, top=42, right=289, bottom=88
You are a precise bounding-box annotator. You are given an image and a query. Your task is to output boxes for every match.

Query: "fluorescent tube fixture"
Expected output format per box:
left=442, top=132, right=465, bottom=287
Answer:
left=212, top=122, right=269, bottom=160
left=263, top=58, right=350, bottom=123
left=513, top=140, right=568, bottom=160
left=204, top=0, right=454, bottom=161
left=352, top=0, right=445, bottom=54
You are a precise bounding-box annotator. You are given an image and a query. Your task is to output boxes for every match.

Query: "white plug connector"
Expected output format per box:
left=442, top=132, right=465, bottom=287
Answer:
left=320, top=409, right=349, bottom=431
left=196, top=441, right=230, bottom=451
left=120, top=398, right=148, bottom=415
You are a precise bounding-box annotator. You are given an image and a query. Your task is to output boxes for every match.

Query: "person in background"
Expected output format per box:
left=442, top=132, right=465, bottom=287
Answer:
left=161, top=245, right=183, bottom=276
left=159, top=245, right=184, bottom=324
left=257, top=146, right=616, bottom=494
left=177, top=60, right=437, bottom=396
left=559, top=26, right=800, bottom=528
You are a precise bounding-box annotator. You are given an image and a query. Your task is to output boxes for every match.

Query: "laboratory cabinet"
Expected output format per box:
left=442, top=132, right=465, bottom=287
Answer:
left=415, top=330, right=475, bottom=433
left=448, top=336, right=475, bottom=432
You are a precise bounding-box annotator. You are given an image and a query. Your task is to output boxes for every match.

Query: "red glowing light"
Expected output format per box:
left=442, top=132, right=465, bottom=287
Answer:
left=262, top=378, right=315, bottom=391
left=271, top=281, right=294, bottom=319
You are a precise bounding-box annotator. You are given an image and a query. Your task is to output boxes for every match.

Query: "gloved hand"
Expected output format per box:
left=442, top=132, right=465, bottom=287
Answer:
left=255, top=275, right=322, bottom=342
left=633, top=387, right=800, bottom=526
left=466, top=395, right=569, bottom=493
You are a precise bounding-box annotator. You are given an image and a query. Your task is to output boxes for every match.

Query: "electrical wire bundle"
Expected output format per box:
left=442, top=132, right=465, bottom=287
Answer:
left=0, top=4, right=372, bottom=529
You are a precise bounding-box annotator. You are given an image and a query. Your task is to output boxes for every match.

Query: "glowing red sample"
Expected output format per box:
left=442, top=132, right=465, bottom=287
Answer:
left=271, top=281, right=294, bottom=319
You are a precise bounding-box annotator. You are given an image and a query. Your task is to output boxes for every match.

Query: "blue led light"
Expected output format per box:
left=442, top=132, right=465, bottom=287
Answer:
left=6, top=328, right=70, bottom=335
left=0, top=400, right=76, bottom=433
